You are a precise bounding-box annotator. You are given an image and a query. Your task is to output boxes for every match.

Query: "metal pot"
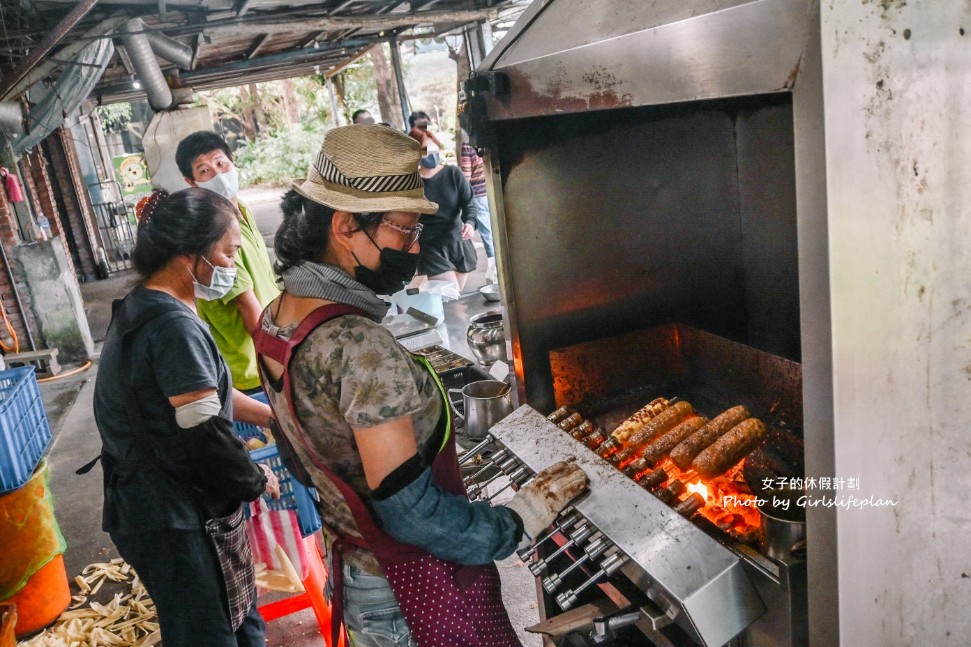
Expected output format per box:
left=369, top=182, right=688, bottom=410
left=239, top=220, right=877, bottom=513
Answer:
left=466, top=310, right=507, bottom=367
left=758, top=490, right=806, bottom=563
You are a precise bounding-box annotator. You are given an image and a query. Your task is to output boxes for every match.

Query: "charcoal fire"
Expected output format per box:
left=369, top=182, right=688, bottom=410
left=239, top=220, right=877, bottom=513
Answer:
left=553, top=398, right=770, bottom=543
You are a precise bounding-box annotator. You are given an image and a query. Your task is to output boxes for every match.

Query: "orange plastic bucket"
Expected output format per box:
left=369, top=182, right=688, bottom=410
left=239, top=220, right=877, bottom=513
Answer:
left=0, top=459, right=69, bottom=637
left=0, top=601, right=16, bottom=647
left=3, top=554, right=69, bottom=637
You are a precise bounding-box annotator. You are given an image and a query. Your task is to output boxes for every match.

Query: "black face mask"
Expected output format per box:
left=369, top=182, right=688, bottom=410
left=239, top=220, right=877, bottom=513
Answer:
left=353, top=233, right=421, bottom=295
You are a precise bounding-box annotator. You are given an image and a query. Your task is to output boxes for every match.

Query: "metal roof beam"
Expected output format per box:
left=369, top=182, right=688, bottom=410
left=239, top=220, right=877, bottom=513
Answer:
left=184, top=38, right=372, bottom=79
left=234, top=0, right=256, bottom=17
left=329, top=0, right=356, bottom=15
left=246, top=33, right=271, bottom=59
left=96, top=46, right=375, bottom=102
left=300, top=31, right=328, bottom=48
left=201, top=7, right=500, bottom=38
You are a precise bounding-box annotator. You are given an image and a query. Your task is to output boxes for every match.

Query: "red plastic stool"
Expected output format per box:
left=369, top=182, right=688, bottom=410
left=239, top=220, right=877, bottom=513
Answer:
left=258, top=540, right=344, bottom=646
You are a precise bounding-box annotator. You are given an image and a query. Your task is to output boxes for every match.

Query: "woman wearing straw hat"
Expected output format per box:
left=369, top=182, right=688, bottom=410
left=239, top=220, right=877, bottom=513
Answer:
left=254, top=124, right=588, bottom=647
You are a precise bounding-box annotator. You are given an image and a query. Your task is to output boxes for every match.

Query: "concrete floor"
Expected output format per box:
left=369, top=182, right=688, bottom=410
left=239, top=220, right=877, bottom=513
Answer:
left=34, top=187, right=543, bottom=646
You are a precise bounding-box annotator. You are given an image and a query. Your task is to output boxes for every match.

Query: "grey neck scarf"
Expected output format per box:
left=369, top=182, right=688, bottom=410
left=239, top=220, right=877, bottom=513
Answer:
left=281, top=261, right=389, bottom=322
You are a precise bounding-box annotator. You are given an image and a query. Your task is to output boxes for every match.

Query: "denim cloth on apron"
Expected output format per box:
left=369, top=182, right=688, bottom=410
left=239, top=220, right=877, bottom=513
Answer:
left=255, top=304, right=521, bottom=647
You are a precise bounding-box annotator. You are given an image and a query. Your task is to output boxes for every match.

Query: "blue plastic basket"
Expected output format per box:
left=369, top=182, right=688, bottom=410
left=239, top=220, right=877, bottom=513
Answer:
left=0, top=367, right=53, bottom=493
left=233, top=393, right=322, bottom=537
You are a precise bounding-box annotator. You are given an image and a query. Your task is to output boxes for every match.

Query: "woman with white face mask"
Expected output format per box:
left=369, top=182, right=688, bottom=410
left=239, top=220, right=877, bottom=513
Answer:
left=176, top=131, right=280, bottom=395
left=92, top=188, right=280, bottom=647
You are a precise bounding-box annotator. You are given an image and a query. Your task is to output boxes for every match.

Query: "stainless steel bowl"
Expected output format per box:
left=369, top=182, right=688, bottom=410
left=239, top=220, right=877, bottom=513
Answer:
left=479, top=284, right=500, bottom=302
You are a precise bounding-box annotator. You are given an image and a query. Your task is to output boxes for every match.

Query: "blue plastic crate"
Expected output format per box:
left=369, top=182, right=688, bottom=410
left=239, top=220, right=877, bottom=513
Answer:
left=232, top=393, right=322, bottom=537
left=0, top=367, right=53, bottom=493
left=247, top=444, right=322, bottom=537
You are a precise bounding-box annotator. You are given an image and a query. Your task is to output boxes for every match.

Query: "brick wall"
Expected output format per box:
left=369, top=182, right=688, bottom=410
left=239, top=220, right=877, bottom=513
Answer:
left=0, top=176, right=35, bottom=352
left=21, top=148, right=80, bottom=279
left=22, top=150, right=56, bottom=231
left=47, top=130, right=98, bottom=280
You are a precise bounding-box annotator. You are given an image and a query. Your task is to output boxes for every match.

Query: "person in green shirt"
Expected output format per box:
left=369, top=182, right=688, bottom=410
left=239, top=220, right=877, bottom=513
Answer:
left=176, top=131, right=280, bottom=393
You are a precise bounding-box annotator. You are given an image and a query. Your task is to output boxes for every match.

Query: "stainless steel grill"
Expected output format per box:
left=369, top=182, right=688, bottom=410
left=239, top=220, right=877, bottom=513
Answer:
left=460, top=324, right=806, bottom=646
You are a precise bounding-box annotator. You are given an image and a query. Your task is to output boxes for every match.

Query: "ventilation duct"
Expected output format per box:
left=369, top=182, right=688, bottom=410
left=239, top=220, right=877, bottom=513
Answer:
left=143, top=23, right=193, bottom=70
left=118, top=18, right=172, bottom=111
left=12, top=37, right=114, bottom=156
left=0, top=102, right=25, bottom=137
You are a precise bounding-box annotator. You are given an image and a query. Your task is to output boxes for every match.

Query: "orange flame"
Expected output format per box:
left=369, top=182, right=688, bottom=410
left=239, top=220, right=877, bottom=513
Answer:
left=686, top=480, right=709, bottom=501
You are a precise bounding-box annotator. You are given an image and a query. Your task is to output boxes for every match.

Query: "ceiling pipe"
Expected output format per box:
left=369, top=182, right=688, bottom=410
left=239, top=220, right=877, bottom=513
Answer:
left=0, top=102, right=25, bottom=137
left=118, top=18, right=173, bottom=111
left=142, top=22, right=194, bottom=69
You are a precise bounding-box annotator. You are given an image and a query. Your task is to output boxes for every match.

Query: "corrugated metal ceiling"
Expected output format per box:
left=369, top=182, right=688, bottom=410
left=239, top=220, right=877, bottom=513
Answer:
left=0, top=0, right=524, bottom=104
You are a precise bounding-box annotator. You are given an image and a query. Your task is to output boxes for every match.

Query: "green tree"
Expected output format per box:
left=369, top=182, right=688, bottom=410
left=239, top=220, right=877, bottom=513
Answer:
left=96, top=103, right=132, bottom=132
left=292, top=75, right=334, bottom=127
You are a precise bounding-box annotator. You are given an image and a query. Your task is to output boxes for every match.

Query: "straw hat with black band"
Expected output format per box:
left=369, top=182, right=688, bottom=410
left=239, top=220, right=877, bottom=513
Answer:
left=293, top=124, right=438, bottom=215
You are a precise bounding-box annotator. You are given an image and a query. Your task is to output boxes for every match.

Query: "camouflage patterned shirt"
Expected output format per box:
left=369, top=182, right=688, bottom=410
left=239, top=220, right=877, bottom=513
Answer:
left=262, top=312, right=442, bottom=574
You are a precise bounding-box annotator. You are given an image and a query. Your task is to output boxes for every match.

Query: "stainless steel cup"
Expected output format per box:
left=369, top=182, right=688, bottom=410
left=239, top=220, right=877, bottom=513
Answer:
left=758, top=490, right=806, bottom=563
left=447, top=380, right=513, bottom=440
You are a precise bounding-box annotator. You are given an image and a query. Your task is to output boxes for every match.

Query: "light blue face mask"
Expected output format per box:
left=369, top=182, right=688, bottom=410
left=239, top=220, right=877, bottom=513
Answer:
left=197, top=167, right=240, bottom=201
left=190, top=256, right=237, bottom=301
left=420, top=152, right=440, bottom=169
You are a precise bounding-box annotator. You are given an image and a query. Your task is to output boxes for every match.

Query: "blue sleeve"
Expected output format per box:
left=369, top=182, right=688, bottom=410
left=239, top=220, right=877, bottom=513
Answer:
left=371, top=468, right=521, bottom=565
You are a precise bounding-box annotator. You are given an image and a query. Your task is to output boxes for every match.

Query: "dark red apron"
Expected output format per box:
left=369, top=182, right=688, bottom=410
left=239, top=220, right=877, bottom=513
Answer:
left=255, top=304, right=521, bottom=647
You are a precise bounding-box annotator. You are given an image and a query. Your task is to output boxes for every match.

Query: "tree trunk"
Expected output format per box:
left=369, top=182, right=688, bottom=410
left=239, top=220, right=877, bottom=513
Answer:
left=331, top=73, right=348, bottom=123
left=280, top=79, right=300, bottom=134
left=448, top=39, right=471, bottom=145
left=370, top=43, right=404, bottom=128
left=248, top=83, right=268, bottom=137
left=238, top=85, right=257, bottom=140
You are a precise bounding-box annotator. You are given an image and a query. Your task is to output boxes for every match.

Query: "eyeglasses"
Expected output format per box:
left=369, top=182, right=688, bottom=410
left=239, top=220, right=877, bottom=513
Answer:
left=380, top=218, right=423, bottom=250
left=416, top=123, right=428, bottom=130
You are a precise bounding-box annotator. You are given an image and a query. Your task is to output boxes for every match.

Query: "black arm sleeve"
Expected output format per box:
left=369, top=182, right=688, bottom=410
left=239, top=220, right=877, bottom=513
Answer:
left=180, top=416, right=267, bottom=503
left=456, top=169, right=477, bottom=228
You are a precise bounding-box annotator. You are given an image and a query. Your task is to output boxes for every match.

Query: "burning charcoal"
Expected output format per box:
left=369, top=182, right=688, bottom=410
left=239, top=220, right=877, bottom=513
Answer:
left=674, top=492, right=706, bottom=517
left=547, top=406, right=574, bottom=424
left=596, top=437, right=622, bottom=459
left=623, top=457, right=652, bottom=478
left=653, top=479, right=685, bottom=506
left=582, top=429, right=608, bottom=449
left=558, top=412, right=583, bottom=431
left=569, top=420, right=596, bottom=440
left=635, top=467, right=667, bottom=491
